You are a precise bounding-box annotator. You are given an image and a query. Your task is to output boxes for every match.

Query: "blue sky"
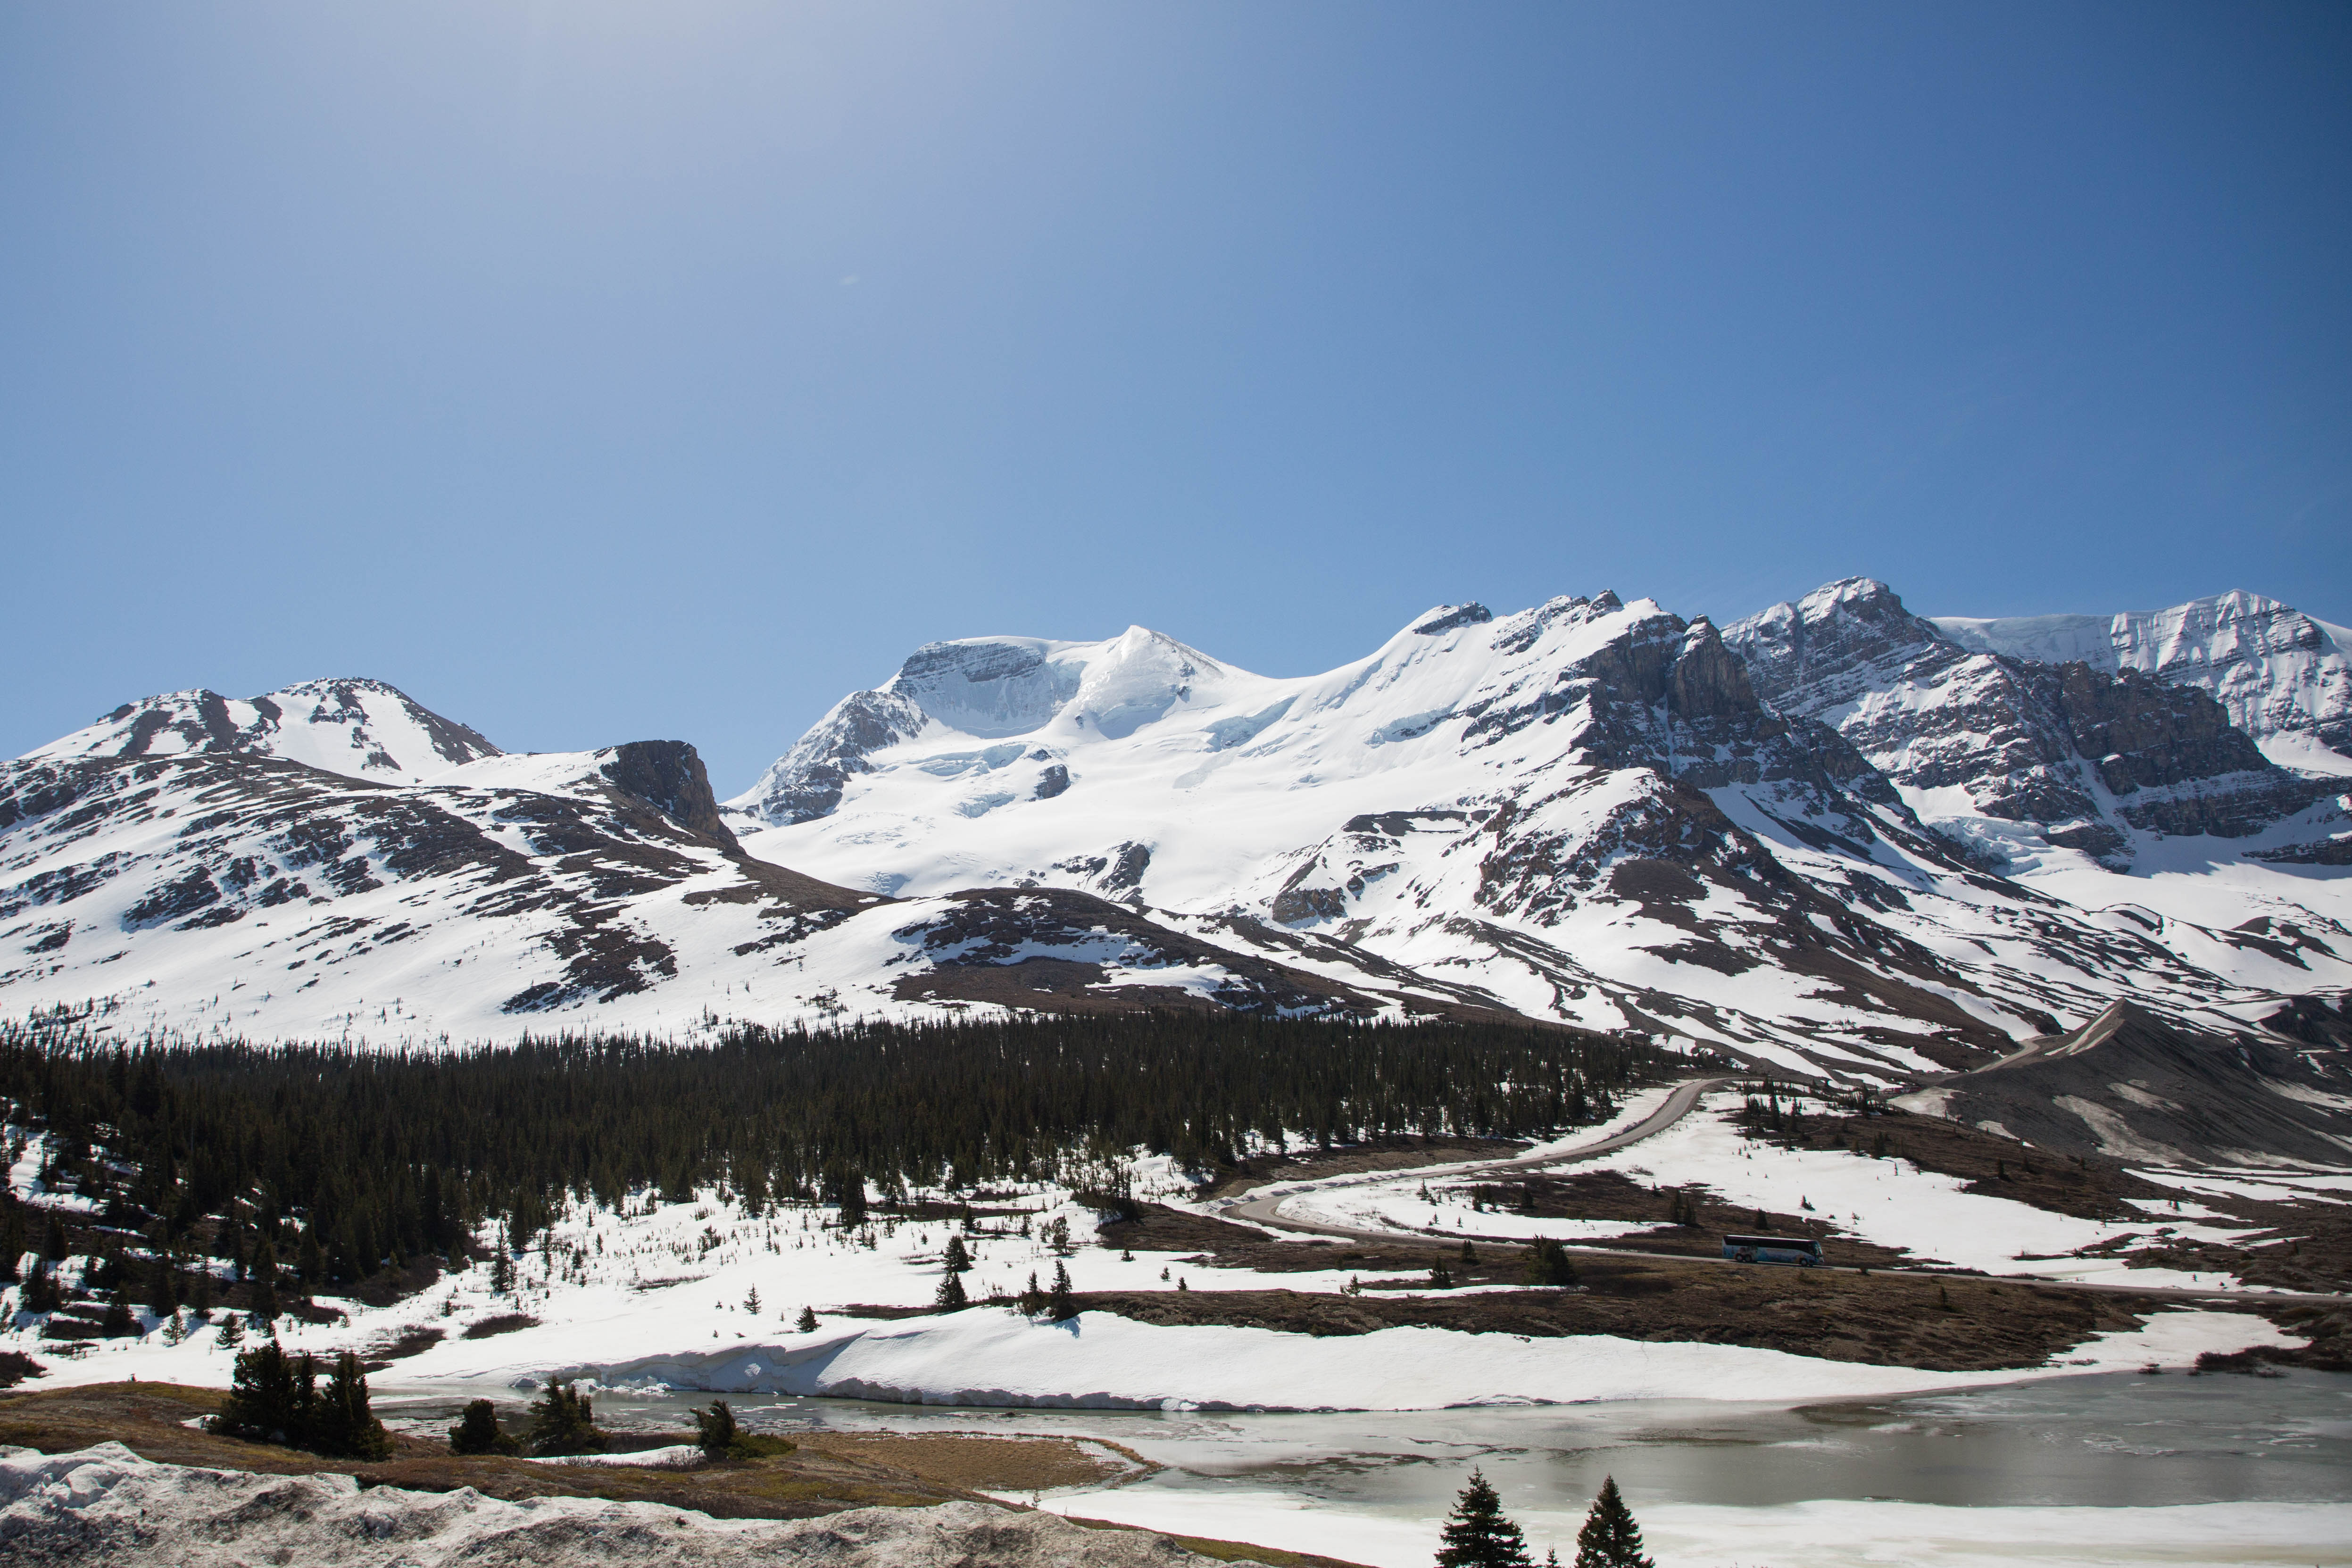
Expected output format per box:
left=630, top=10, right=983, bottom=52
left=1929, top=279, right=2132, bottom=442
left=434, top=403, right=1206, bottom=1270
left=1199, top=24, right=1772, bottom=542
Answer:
left=3, top=2, right=2346, bottom=789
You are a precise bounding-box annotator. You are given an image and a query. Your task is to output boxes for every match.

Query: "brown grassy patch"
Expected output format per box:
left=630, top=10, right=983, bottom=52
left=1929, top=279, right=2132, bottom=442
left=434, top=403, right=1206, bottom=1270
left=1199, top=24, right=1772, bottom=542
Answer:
left=1069, top=1251, right=2251, bottom=1372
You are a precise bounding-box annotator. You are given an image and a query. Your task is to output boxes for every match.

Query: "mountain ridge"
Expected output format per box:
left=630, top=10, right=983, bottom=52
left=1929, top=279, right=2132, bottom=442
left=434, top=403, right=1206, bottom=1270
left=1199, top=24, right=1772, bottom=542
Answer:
left=6, top=580, right=2347, bottom=1122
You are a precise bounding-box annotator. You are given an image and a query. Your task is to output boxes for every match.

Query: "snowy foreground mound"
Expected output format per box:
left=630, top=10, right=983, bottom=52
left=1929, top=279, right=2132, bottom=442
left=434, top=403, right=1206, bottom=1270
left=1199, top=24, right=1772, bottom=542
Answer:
left=0, top=1443, right=1240, bottom=1568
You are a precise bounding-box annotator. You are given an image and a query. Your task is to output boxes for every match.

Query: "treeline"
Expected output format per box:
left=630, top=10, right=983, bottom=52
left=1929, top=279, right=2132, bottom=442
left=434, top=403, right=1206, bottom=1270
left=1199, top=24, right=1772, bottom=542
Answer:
left=0, top=1012, right=1661, bottom=1290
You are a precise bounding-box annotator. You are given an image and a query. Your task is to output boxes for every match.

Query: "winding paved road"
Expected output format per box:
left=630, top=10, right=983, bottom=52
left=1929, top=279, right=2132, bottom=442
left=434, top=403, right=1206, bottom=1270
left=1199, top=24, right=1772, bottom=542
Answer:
left=1213, top=1076, right=2344, bottom=1309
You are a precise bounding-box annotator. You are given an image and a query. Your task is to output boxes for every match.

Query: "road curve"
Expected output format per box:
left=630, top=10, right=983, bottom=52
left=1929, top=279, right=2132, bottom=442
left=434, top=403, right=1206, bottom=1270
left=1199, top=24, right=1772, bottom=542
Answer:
left=1213, top=1076, right=2345, bottom=1309
left=1220, top=1075, right=1727, bottom=1236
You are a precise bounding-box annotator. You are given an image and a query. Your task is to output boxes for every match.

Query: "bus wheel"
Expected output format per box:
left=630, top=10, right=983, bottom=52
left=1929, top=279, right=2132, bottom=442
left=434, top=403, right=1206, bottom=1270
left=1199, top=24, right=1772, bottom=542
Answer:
left=1798, top=1255, right=1817, bottom=1267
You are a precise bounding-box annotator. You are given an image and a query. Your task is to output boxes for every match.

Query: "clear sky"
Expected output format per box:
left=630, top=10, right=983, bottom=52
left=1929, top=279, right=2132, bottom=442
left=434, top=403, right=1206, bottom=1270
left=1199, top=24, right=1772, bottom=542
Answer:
left=3, top=3, right=2346, bottom=791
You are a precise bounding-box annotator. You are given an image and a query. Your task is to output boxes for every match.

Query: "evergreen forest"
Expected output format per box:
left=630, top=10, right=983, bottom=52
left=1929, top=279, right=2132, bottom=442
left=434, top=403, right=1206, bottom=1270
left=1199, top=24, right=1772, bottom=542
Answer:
left=0, top=1011, right=1662, bottom=1332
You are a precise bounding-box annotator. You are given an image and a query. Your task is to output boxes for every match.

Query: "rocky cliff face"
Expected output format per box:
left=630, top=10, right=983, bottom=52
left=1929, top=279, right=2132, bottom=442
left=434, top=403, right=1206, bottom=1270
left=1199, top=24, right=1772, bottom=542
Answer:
left=1727, top=579, right=2339, bottom=870
left=598, top=740, right=737, bottom=846
left=1936, top=590, right=2352, bottom=777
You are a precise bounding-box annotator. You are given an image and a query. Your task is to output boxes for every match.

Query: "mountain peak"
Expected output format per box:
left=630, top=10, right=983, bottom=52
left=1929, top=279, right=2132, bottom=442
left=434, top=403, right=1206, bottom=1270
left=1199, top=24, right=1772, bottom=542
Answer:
left=22, top=677, right=499, bottom=783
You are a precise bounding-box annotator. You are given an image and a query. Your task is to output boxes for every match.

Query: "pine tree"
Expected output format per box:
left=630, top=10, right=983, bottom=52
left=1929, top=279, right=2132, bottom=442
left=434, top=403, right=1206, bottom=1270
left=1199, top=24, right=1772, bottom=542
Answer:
left=525, top=1380, right=607, bottom=1456
left=691, top=1398, right=739, bottom=1458
left=490, top=1244, right=516, bottom=1296
left=1571, top=1477, right=1651, bottom=1568
left=247, top=1239, right=279, bottom=1322
left=100, top=1294, right=135, bottom=1336
left=1019, top=1270, right=1045, bottom=1316
left=1047, top=1260, right=1074, bottom=1321
left=449, top=1398, right=519, bottom=1454
left=1429, top=1262, right=1453, bottom=1289
left=942, top=1234, right=972, bottom=1273
left=211, top=1340, right=308, bottom=1445
left=298, top=1228, right=324, bottom=1288
left=42, top=1213, right=67, bottom=1262
left=0, top=1209, right=23, bottom=1282
left=1523, top=1238, right=1578, bottom=1287
left=216, top=1311, right=245, bottom=1349
left=795, top=1305, right=818, bottom=1333
left=934, top=1267, right=968, bottom=1310
left=744, top=1286, right=761, bottom=1315
left=1436, top=1469, right=1532, bottom=1568
left=147, top=1254, right=181, bottom=1318
left=311, top=1350, right=392, bottom=1460
left=21, top=1261, right=55, bottom=1315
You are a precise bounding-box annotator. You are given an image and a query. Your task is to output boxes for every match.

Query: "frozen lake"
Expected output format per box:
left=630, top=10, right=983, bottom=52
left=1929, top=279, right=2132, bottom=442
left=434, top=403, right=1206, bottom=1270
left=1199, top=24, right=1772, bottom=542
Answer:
left=379, top=1367, right=2352, bottom=1567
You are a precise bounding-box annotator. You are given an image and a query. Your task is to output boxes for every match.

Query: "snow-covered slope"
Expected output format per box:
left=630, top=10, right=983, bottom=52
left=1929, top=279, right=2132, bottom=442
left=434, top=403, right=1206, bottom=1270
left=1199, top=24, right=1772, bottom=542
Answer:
left=0, top=723, right=1418, bottom=1043
left=1934, top=591, right=2352, bottom=779
left=731, top=597, right=2352, bottom=1079
left=25, top=678, right=502, bottom=784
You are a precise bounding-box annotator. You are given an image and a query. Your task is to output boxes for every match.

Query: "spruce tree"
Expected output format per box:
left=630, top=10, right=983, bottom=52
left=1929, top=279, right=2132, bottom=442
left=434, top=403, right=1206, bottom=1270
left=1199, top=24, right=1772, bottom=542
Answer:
left=0, top=1209, right=23, bottom=1282
left=1571, top=1477, right=1650, bottom=1568
left=312, top=1351, right=391, bottom=1460
left=215, top=1311, right=244, bottom=1349
left=1019, top=1270, right=1045, bottom=1316
left=942, top=1234, right=972, bottom=1273
left=42, top=1213, right=67, bottom=1262
left=934, top=1266, right=968, bottom=1310
left=1523, top=1238, right=1578, bottom=1287
left=246, top=1239, right=279, bottom=1322
left=795, top=1305, right=818, bottom=1333
left=1436, top=1469, right=1532, bottom=1568
left=211, top=1340, right=307, bottom=1445
left=449, top=1398, right=518, bottom=1454
left=1047, top=1260, right=1074, bottom=1321
left=298, top=1229, right=324, bottom=1290
left=691, top=1398, right=740, bottom=1458
left=525, top=1380, right=607, bottom=1456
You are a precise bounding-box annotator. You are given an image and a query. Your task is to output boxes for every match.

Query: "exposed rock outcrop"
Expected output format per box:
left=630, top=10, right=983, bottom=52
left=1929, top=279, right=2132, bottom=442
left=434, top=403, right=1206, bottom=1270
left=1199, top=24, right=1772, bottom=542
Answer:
left=600, top=740, right=737, bottom=846
left=1937, top=590, right=2352, bottom=772
left=1727, top=579, right=2338, bottom=869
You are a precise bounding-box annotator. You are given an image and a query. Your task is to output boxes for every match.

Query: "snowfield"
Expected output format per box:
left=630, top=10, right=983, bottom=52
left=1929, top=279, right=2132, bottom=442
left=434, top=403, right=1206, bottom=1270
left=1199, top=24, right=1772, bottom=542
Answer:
left=1035, top=1485, right=2352, bottom=1568
left=8, top=1138, right=2303, bottom=1412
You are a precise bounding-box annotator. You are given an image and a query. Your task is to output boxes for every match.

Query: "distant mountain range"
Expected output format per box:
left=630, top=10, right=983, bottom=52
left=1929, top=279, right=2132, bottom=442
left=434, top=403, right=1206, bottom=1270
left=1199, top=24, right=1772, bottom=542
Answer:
left=6, top=585, right=2348, bottom=1115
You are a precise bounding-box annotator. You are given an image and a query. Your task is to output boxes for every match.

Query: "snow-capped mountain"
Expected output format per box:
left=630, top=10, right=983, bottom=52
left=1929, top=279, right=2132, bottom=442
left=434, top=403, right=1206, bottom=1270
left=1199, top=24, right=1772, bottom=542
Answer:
left=1723, top=579, right=2344, bottom=874
left=7, top=582, right=2349, bottom=1095
left=729, top=595, right=2352, bottom=1080
left=25, top=679, right=502, bottom=784
left=1933, top=591, right=2352, bottom=779
left=0, top=717, right=1420, bottom=1046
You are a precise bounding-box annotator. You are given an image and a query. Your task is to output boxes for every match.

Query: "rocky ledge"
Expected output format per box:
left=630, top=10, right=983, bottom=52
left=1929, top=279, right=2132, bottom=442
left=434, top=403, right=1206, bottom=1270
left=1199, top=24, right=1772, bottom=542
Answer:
left=0, top=1444, right=1250, bottom=1568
